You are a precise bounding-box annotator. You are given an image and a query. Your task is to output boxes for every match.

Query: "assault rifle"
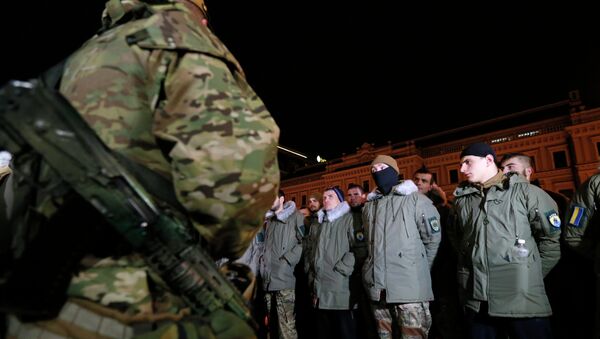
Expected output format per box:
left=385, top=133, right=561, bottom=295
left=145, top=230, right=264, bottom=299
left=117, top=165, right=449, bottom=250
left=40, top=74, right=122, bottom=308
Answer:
left=0, top=78, right=254, bottom=327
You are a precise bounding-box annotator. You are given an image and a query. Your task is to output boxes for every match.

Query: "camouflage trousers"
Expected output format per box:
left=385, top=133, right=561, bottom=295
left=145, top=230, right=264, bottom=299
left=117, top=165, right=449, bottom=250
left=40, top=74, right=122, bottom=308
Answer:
left=371, top=301, right=432, bottom=339
left=6, top=300, right=256, bottom=339
left=264, top=289, right=297, bottom=339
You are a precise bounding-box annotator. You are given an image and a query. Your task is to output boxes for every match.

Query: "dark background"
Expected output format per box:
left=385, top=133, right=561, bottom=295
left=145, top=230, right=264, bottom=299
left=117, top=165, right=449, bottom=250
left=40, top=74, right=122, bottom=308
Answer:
left=2, top=1, right=599, bottom=159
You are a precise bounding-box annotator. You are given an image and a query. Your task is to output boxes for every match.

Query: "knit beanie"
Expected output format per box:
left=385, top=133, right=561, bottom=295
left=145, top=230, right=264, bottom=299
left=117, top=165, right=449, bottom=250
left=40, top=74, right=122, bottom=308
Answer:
left=326, top=186, right=345, bottom=203
left=459, top=142, right=497, bottom=161
left=371, top=155, right=399, bottom=174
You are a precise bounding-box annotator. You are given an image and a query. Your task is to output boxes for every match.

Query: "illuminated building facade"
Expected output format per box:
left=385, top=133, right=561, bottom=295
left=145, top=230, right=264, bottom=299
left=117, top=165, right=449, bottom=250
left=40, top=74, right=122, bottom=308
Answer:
left=281, top=99, right=600, bottom=208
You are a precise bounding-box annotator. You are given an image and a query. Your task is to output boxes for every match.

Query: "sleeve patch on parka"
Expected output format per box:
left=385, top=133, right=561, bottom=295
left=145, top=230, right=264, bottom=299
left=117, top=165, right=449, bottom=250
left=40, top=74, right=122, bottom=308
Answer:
left=568, top=205, right=585, bottom=227
left=428, top=217, right=441, bottom=233
left=545, top=210, right=561, bottom=228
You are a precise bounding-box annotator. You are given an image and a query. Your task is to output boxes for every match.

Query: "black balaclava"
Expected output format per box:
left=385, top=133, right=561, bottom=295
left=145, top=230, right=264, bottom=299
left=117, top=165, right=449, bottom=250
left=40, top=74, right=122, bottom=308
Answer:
left=372, top=167, right=398, bottom=195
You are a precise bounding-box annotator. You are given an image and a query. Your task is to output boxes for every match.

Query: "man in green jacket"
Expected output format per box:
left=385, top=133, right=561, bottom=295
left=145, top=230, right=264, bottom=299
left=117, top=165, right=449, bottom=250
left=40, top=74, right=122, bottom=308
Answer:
left=363, top=155, right=441, bottom=339
left=346, top=183, right=377, bottom=339
left=564, top=172, right=600, bottom=339
left=259, top=190, right=304, bottom=339
left=307, top=186, right=357, bottom=339
left=451, top=142, right=561, bottom=339
left=413, top=166, right=464, bottom=339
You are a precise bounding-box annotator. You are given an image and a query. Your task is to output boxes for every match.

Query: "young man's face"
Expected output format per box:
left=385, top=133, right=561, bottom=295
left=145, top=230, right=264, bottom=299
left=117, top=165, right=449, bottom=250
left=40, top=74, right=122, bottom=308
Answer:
left=322, top=190, right=340, bottom=211
left=501, top=157, right=529, bottom=179
left=413, top=173, right=433, bottom=194
left=460, top=155, right=490, bottom=183
left=347, top=187, right=365, bottom=208
left=307, top=197, right=321, bottom=212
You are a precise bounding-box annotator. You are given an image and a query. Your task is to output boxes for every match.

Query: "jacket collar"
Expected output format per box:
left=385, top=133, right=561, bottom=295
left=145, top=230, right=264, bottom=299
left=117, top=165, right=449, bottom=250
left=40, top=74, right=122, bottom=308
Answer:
left=317, top=201, right=350, bottom=223
left=366, top=180, right=419, bottom=201
left=453, top=172, right=527, bottom=197
left=265, top=201, right=296, bottom=222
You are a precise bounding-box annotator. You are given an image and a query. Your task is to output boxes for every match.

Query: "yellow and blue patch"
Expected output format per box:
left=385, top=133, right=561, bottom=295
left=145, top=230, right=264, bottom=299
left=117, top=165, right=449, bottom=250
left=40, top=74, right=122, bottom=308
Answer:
left=568, top=205, right=585, bottom=227
left=428, top=217, right=441, bottom=233
left=544, top=210, right=561, bottom=229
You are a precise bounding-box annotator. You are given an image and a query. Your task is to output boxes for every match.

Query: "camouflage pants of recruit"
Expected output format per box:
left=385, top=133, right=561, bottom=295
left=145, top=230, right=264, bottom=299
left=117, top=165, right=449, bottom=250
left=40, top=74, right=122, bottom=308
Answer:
left=265, top=289, right=297, bottom=339
left=372, top=301, right=432, bottom=339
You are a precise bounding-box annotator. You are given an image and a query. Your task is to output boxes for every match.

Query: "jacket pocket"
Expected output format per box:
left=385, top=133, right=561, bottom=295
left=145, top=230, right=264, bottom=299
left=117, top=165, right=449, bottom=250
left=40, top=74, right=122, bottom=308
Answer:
left=334, top=252, right=355, bottom=277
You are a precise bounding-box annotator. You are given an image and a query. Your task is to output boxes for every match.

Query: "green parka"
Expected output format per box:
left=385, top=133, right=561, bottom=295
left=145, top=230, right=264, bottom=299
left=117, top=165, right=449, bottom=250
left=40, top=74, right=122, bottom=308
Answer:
left=308, top=201, right=356, bottom=309
left=564, top=173, right=600, bottom=337
left=362, top=180, right=441, bottom=303
left=451, top=173, right=561, bottom=317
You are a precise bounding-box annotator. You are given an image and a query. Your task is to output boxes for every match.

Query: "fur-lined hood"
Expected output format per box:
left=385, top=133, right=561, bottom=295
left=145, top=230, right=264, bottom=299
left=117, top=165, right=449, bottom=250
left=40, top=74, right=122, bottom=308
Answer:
left=265, top=201, right=297, bottom=222
left=367, top=180, right=419, bottom=201
left=317, top=201, right=351, bottom=223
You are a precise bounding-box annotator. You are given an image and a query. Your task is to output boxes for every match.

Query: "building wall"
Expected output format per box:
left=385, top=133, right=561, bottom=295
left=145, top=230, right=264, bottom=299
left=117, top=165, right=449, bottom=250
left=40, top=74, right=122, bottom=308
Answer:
left=282, top=108, right=600, bottom=207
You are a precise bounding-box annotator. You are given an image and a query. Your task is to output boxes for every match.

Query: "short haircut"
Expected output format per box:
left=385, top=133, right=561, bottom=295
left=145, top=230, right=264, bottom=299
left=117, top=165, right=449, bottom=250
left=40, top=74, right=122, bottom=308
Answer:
left=500, top=153, right=534, bottom=169
left=347, top=183, right=365, bottom=193
left=278, top=189, right=285, bottom=199
left=414, top=165, right=436, bottom=184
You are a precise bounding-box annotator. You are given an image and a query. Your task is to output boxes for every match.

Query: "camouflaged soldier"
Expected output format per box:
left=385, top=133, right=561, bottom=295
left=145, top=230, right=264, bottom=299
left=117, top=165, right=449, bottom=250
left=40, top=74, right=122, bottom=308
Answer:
left=6, top=0, right=279, bottom=338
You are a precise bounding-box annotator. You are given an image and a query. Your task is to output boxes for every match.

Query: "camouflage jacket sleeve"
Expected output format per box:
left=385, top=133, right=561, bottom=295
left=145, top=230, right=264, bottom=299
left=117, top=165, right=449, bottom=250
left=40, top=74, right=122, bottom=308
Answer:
left=565, top=174, right=600, bottom=258
left=415, top=194, right=442, bottom=268
left=527, top=185, right=561, bottom=276
left=157, top=49, right=279, bottom=259
left=60, top=5, right=279, bottom=260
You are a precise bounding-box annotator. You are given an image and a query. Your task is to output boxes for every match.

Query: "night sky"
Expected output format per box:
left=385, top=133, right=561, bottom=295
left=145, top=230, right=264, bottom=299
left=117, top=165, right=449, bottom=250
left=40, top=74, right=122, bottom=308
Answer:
left=2, top=1, right=599, bottom=159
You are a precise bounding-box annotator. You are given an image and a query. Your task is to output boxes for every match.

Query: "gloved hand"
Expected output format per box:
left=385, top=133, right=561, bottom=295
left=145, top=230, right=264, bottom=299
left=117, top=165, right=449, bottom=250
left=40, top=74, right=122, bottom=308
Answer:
left=219, top=262, right=256, bottom=301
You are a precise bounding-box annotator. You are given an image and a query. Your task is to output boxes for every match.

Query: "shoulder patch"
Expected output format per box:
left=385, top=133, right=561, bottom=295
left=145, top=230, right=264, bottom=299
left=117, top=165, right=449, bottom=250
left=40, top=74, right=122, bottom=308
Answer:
left=428, top=217, right=441, bottom=233
left=256, top=231, right=265, bottom=243
left=568, top=205, right=585, bottom=227
left=355, top=231, right=365, bottom=242
left=544, top=210, right=561, bottom=228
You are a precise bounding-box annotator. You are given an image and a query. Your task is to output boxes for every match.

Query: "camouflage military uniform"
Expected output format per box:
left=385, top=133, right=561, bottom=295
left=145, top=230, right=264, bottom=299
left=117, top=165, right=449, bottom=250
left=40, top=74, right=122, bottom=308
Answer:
left=372, top=302, right=432, bottom=339
left=7, top=0, right=279, bottom=338
left=264, top=289, right=296, bottom=339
